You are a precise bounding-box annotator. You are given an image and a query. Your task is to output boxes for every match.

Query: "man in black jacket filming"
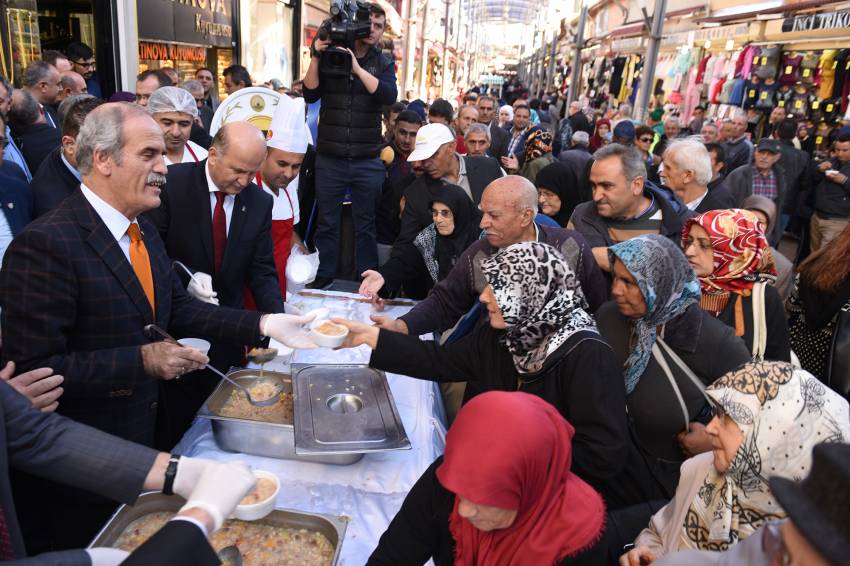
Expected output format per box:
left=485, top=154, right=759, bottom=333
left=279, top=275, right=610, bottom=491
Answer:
left=303, top=2, right=398, bottom=288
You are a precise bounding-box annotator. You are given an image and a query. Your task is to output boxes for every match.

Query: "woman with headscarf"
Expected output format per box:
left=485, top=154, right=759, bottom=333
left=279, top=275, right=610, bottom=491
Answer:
left=337, top=241, right=631, bottom=505
left=682, top=209, right=791, bottom=362
left=589, top=118, right=612, bottom=153
left=535, top=161, right=588, bottom=227
left=368, top=391, right=608, bottom=565
left=498, top=104, right=513, bottom=129
left=596, top=235, right=751, bottom=501
left=741, top=195, right=794, bottom=301
left=620, top=361, right=850, bottom=565
left=516, top=129, right=556, bottom=184
left=359, top=184, right=480, bottom=300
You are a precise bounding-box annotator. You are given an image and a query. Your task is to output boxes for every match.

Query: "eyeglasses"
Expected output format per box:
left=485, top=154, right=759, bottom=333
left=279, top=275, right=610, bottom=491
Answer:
left=71, top=59, right=96, bottom=69
left=684, top=236, right=713, bottom=252
left=430, top=208, right=452, bottom=218
left=639, top=137, right=653, bottom=143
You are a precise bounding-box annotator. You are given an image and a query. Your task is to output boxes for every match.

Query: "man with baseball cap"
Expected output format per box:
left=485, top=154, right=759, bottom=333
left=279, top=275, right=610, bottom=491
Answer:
left=148, top=86, right=208, bottom=165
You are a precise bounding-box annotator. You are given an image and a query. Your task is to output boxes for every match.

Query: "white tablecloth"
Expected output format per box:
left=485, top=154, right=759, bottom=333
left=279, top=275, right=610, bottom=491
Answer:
left=175, top=290, right=447, bottom=564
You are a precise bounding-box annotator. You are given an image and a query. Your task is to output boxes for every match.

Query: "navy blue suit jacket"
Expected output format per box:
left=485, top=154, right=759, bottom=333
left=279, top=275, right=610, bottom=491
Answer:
left=0, top=161, right=32, bottom=235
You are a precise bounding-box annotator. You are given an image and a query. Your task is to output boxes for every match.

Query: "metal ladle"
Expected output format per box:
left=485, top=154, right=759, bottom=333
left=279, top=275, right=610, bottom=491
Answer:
left=144, top=324, right=284, bottom=407
left=217, top=545, right=242, bottom=566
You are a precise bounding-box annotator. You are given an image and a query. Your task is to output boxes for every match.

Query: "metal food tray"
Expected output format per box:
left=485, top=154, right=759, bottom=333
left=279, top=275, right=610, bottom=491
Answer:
left=89, top=492, right=347, bottom=565
left=197, top=369, right=363, bottom=465
left=292, top=364, right=411, bottom=456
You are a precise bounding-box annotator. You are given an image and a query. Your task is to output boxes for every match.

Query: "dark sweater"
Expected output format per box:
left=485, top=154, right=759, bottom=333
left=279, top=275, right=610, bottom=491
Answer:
left=399, top=225, right=609, bottom=336
left=367, top=458, right=609, bottom=566
left=714, top=285, right=791, bottom=362
left=371, top=328, right=630, bottom=504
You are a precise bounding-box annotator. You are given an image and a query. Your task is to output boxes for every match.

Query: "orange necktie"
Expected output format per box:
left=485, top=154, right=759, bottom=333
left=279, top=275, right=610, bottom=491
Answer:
left=127, top=223, right=155, bottom=316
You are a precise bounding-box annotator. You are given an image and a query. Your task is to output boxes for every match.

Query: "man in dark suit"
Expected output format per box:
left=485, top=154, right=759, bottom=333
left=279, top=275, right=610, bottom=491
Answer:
left=21, top=60, right=60, bottom=128
left=146, top=121, right=286, bottom=449
left=30, top=96, right=103, bottom=218
left=476, top=95, right=510, bottom=160
left=0, top=103, right=311, bottom=550
left=8, top=89, right=61, bottom=174
left=0, top=373, right=254, bottom=564
left=662, top=137, right=736, bottom=213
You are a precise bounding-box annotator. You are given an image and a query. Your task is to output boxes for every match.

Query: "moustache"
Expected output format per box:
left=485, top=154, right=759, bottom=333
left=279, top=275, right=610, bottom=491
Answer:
left=146, top=173, right=167, bottom=187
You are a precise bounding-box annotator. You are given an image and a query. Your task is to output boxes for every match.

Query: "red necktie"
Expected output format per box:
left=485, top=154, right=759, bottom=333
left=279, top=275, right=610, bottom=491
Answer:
left=0, top=507, right=15, bottom=559
left=213, top=191, right=227, bottom=272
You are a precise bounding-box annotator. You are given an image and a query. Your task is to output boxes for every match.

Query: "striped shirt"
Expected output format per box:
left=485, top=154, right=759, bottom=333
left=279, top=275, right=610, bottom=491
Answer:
left=605, top=197, right=663, bottom=243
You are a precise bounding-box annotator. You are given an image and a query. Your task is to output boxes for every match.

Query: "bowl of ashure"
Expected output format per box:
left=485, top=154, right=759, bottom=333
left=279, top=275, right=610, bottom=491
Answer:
left=233, top=470, right=280, bottom=521
left=309, top=320, right=349, bottom=348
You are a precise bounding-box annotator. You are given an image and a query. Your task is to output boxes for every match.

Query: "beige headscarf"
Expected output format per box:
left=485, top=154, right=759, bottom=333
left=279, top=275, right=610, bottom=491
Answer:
left=681, top=361, right=850, bottom=551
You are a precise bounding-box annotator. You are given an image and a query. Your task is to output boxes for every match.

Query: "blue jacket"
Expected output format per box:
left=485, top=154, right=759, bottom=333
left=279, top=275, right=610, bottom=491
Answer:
left=0, top=161, right=32, bottom=235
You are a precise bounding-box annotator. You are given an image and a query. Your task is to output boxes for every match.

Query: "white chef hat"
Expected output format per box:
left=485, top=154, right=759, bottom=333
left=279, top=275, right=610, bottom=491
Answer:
left=266, top=93, right=309, bottom=154
left=148, top=86, right=198, bottom=119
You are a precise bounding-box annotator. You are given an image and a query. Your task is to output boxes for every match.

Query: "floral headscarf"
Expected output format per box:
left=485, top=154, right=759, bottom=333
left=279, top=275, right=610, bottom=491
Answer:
left=682, top=361, right=850, bottom=551
left=524, top=129, right=553, bottom=163
left=481, top=242, right=595, bottom=374
left=682, top=209, right=777, bottom=296
left=608, top=235, right=701, bottom=394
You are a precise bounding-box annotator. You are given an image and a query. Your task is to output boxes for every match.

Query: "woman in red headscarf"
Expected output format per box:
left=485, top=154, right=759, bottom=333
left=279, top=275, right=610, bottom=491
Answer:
left=589, top=118, right=611, bottom=153
left=682, top=209, right=790, bottom=363
left=367, top=391, right=607, bottom=566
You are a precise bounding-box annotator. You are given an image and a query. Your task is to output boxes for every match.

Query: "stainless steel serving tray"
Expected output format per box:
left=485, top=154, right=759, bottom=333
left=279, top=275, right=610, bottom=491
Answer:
left=292, top=364, right=411, bottom=456
left=89, top=492, right=347, bottom=565
left=197, top=369, right=363, bottom=465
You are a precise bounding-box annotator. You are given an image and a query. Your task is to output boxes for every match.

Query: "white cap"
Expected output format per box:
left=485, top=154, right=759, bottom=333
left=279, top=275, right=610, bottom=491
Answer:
left=148, top=86, right=198, bottom=118
left=407, top=123, right=455, bottom=161
left=266, top=93, right=309, bottom=154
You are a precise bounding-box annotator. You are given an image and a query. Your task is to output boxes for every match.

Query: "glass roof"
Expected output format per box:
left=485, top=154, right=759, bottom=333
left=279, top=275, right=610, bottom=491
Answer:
left=466, top=0, right=538, bottom=24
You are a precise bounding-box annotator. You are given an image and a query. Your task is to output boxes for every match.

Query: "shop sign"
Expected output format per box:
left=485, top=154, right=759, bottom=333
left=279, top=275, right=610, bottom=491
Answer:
left=139, top=41, right=208, bottom=62
left=138, top=0, right=234, bottom=48
left=782, top=10, right=850, bottom=33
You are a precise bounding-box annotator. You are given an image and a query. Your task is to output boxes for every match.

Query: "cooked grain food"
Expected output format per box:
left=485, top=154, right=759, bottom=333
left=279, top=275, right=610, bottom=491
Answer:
left=240, top=477, right=277, bottom=505
left=315, top=322, right=346, bottom=336
left=114, top=511, right=335, bottom=565
left=219, top=387, right=294, bottom=424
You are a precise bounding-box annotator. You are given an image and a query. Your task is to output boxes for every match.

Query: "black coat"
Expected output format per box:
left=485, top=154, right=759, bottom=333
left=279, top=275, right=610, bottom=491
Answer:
left=693, top=183, right=737, bottom=214
left=371, top=327, right=632, bottom=506
left=715, top=285, right=791, bottom=362
left=367, top=458, right=610, bottom=566
left=486, top=120, right=510, bottom=160
left=15, top=122, right=61, bottom=174
left=30, top=146, right=80, bottom=218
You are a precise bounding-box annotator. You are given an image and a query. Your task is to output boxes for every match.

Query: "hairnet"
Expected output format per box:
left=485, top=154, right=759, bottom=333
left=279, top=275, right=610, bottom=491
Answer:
left=147, top=86, right=198, bottom=118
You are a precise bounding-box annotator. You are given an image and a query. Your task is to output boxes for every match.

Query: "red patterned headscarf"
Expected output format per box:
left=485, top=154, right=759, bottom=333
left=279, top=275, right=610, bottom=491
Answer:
left=682, top=209, right=777, bottom=295
left=436, top=391, right=605, bottom=566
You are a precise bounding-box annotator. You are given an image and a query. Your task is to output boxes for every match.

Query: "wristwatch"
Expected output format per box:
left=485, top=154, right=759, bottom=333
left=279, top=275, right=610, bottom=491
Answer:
left=162, top=454, right=181, bottom=495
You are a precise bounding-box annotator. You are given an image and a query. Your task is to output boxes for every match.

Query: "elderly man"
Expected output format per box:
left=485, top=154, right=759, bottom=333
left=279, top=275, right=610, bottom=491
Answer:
left=568, top=143, right=692, bottom=271
left=463, top=122, right=491, bottom=157
left=8, top=89, right=61, bottom=173
left=700, top=121, right=720, bottom=144
left=0, top=102, right=310, bottom=548
left=567, top=100, right=592, bottom=135
left=56, top=70, right=87, bottom=103
left=183, top=78, right=214, bottom=132
left=651, top=116, right=682, bottom=158
left=21, top=60, right=61, bottom=128
left=195, top=67, right=219, bottom=111
left=392, top=123, right=503, bottom=252
left=662, top=138, right=736, bottom=213
left=135, top=69, right=172, bottom=108
left=722, top=112, right=754, bottom=173
left=30, top=96, right=103, bottom=217
left=0, top=77, right=31, bottom=180
left=454, top=104, right=478, bottom=153
left=148, top=87, right=208, bottom=165
left=475, top=94, right=509, bottom=159
left=146, top=121, right=289, bottom=448
left=371, top=176, right=607, bottom=336
left=724, top=138, right=787, bottom=243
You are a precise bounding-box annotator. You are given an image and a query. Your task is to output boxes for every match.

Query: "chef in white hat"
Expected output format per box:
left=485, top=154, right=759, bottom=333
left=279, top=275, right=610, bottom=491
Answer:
left=246, top=93, right=310, bottom=306
left=148, top=86, right=209, bottom=165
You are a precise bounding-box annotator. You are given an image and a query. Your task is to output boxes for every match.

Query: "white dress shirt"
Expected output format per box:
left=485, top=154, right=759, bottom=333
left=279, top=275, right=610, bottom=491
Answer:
left=686, top=188, right=709, bottom=211
left=205, top=162, right=234, bottom=235
left=80, top=183, right=136, bottom=262
left=164, top=140, right=208, bottom=166
left=260, top=177, right=299, bottom=223
left=61, top=152, right=81, bottom=182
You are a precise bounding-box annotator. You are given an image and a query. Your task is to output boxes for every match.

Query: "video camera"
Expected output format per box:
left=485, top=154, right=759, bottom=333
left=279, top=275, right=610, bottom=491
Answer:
left=317, top=0, right=373, bottom=76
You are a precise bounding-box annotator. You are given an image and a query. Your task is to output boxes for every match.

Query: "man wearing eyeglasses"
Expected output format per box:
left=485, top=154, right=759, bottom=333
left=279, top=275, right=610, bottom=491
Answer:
left=65, top=41, right=102, bottom=98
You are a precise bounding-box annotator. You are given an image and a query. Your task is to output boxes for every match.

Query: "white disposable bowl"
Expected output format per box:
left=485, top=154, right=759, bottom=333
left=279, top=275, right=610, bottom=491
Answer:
left=233, top=470, right=279, bottom=521
left=309, top=320, right=349, bottom=348
left=177, top=338, right=211, bottom=355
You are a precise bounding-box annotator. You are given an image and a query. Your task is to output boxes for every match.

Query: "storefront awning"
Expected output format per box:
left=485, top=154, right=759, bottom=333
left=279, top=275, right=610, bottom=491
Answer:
left=696, top=0, right=847, bottom=23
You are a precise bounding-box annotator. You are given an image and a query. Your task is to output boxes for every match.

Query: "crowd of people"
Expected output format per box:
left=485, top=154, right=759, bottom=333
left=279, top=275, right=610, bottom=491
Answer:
left=0, top=6, right=848, bottom=564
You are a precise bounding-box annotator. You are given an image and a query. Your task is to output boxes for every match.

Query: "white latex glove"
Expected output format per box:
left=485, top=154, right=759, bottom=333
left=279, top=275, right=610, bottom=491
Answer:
left=283, top=301, right=304, bottom=316
left=359, top=270, right=385, bottom=298
left=187, top=272, right=219, bottom=306
left=86, top=548, right=130, bottom=565
left=172, top=456, right=216, bottom=500
left=261, top=311, right=319, bottom=349
left=179, top=461, right=256, bottom=532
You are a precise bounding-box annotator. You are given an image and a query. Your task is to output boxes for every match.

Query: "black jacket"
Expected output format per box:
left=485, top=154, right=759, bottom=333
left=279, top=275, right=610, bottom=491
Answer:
left=393, top=156, right=502, bottom=253
left=14, top=122, right=61, bottom=174
left=486, top=120, right=510, bottom=160
left=30, top=146, right=80, bottom=218
left=693, top=183, right=737, bottom=214
left=715, top=284, right=791, bottom=362
left=725, top=163, right=788, bottom=242
left=813, top=157, right=850, bottom=219
left=303, top=46, right=397, bottom=159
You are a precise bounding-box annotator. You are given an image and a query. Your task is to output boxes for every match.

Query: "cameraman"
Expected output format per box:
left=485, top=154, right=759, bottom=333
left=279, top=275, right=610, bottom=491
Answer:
left=303, top=3, right=398, bottom=287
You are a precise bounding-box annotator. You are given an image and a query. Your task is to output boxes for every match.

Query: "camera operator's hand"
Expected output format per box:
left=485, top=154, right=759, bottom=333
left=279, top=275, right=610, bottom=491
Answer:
left=311, top=36, right=331, bottom=58
left=344, top=48, right=363, bottom=74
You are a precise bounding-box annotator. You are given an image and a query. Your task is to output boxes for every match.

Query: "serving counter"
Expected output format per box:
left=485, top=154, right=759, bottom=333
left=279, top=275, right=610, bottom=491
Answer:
left=173, top=290, right=447, bottom=563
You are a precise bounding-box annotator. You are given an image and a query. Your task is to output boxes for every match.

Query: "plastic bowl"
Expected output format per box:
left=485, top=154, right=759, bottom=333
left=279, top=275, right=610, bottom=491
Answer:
left=232, top=470, right=280, bottom=521
left=177, top=338, right=211, bottom=355
left=309, top=320, right=349, bottom=348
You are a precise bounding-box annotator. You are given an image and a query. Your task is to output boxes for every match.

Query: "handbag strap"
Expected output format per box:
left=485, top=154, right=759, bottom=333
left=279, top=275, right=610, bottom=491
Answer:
left=751, top=282, right=767, bottom=361
left=651, top=342, right=690, bottom=431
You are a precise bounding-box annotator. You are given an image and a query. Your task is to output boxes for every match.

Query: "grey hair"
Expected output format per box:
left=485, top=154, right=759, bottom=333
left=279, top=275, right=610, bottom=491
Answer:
left=592, top=143, right=647, bottom=184
left=572, top=131, right=590, bottom=146
left=8, top=89, right=39, bottom=131
left=664, top=137, right=713, bottom=186
left=464, top=122, right=490, bottom=142
left=515, top=176, right=539, bottom=212
left=618, top=103, right=633, bottom=117
left=182, top=80, right=204, bottom=95
left=22, top=60, right=56, bottom=88
left=76, top=103, right=149, bottom=176
left=58, top=94, right=95, bottom=128
left=663, top=116, right=680, bottom=127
